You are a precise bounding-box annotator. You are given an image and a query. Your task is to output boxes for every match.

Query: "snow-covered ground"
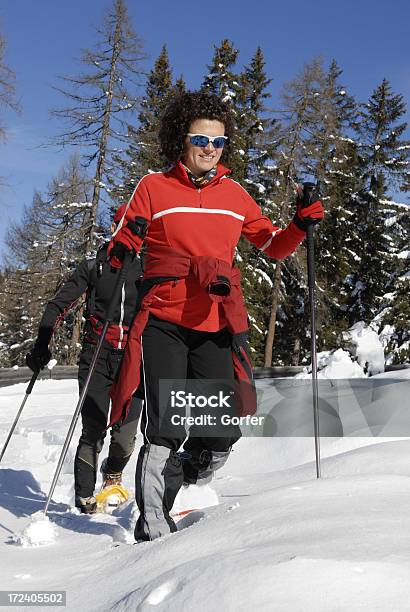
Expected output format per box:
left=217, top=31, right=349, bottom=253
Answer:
left=1, top=369, right=410, bottom=611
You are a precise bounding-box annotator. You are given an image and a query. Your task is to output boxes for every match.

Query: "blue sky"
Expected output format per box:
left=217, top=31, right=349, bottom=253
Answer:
left=1, top=0, right=409, bottom=251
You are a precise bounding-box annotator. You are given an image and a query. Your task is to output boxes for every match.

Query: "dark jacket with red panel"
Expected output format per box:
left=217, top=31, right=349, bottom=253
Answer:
left=37, top=244, right=143, bottom=350
left=108, top=162, right=307, bottom=424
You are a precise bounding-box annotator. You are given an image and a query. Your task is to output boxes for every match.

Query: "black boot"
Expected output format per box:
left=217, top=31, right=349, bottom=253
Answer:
left=178, top=449, right=212, bottom=485
left=75, top=495, right=98, bottom=514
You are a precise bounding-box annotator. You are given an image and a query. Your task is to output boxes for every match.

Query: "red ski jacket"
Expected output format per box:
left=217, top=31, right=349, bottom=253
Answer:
left=111, top=162, right=306, bottom=332
left=107, top=163, right=307, bottom=427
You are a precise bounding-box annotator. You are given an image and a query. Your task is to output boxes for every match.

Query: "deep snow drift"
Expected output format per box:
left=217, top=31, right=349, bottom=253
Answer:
left=1, top=371, right=410, bottom=611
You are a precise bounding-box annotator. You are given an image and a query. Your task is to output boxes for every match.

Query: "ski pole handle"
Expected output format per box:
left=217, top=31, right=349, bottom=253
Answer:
left=301, top=181, right=319, bottom=290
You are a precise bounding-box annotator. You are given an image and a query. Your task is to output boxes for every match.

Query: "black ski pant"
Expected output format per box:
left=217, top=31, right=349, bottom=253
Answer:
left=135, top=315, right=241, bottom=541
left=74, top=343, right=142, bottom=499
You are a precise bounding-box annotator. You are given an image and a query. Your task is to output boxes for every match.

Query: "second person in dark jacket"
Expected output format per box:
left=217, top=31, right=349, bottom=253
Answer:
left=26, top=207, right=143, bottom=513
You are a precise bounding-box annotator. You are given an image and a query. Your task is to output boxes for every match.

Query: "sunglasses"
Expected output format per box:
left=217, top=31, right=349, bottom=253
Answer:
left=187, top=133, right=228, bottom=148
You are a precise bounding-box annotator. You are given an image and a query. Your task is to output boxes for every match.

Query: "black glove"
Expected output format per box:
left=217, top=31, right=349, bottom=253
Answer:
left=26, top=343, right=52, bottom=373
left=293, top=182, right=324, bottom=231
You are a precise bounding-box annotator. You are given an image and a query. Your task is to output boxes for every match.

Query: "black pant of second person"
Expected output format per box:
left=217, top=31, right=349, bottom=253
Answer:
left=74, top=343, right=142, bottom=501
left=135, top=315, right=241, bottom=542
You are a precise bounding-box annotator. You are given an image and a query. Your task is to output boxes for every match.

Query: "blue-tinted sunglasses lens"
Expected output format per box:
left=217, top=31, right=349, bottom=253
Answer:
left=190, top=135, right=226, bottom=148
left=213, top=137, right=226, bottom=148
left=190, top=135, right=210, bottom=147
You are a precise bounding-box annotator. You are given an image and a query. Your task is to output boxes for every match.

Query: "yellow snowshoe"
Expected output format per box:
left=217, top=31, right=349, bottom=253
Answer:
left=95, top=484, right=129, bottom=513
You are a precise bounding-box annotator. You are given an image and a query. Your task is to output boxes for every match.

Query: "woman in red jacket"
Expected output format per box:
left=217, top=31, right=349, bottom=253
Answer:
left=109, top=91, right=324, bottom=541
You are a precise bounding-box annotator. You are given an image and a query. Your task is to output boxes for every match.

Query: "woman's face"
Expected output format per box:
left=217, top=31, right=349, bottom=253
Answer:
left=182, top=118, right=226, bottom=177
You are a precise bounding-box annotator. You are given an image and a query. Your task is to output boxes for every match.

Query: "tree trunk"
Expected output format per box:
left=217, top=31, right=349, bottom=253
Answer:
left=292, top=336, right=301, bottom=366
left=84, top=8, right=123, bottom=254
left=264, top=261, right=282, bottom=366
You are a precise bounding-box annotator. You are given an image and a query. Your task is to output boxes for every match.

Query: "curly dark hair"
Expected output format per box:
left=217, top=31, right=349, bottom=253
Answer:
left=159, top=91, right=235, bottom=165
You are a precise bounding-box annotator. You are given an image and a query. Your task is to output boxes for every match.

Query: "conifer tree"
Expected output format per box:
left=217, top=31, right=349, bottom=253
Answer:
left=201, top=39, right=246, bottom=181
left=113, top=45, right=184, bottom=203
left=51, top=0, right=145, bottom=255
left=346, top=80, right=410, bottom=324
left=380, top=205, right=410, bottom=363
left=262, top=59, right=325, bottom=366
left=300, top=60, right=361, bottom=350
left=0, top=30, right=20, bottom=142
left=233, top=47, right=283, bottom=365
left=0, top=157, right=94, bottom=366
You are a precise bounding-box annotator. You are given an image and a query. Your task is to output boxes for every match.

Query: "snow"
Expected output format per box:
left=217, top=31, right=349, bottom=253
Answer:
left=342, top=321, right=385, bottom=375
left=1, top=373, right=410, bottom=610
left=15, top=511, right=58, bottom=547
left=254, top=268, right=273, bottom=287
left=296, top=323, right=386, bottom=379
left=296, top=348, right=367, bottom=379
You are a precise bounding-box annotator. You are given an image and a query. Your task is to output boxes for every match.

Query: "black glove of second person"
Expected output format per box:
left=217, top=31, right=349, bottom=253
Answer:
left=26, top=343, right=51, bottom=373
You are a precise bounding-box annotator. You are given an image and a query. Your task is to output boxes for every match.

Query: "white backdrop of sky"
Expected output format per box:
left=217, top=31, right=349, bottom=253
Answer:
left=0, top=0, right=409, bottom=252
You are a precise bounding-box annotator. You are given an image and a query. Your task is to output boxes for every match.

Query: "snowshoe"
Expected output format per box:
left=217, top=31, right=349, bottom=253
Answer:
left=95, top=484, right=129, bottom=513
left=95, top=458, right=129, bottom=513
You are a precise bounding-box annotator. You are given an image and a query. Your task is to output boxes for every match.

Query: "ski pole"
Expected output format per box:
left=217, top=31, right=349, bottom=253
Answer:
left=302, top=182, right=321, bottom=479
left=0, top=371, right=39, bottom=465
left=43, top=252, right=133, bottom=515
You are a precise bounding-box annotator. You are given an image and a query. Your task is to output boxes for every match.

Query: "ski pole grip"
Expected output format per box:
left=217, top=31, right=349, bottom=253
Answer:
left=26, top=371, right=39, bottom=395
left=105, top=251, right=133, bottom=323
left=306, top=225, right=316, bottom=289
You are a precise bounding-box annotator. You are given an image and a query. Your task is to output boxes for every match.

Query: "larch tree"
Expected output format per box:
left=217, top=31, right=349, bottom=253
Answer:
left=50, top=0, right=145, bottom=256
left=113, top=45, right=184, bottom=205
left=0, top=29, right=20, bottom=142
left=262, top=58, right=325, bottom=366
left=300, top=59, right=362, bottom=351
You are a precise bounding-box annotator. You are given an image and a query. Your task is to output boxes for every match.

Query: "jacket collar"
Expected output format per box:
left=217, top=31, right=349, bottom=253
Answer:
left=168, top=160, right=231, bottom=188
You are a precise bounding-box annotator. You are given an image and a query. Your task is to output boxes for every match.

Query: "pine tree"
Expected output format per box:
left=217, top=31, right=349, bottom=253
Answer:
left=232, top=47, right=283, bottom=365
left=51, top=0, right=145, bottom=255
left=346, top=80, right=410, bottom=325
left=379, top=205, right=410, bottom=363
left=201, top=39, right=246, bottom=181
